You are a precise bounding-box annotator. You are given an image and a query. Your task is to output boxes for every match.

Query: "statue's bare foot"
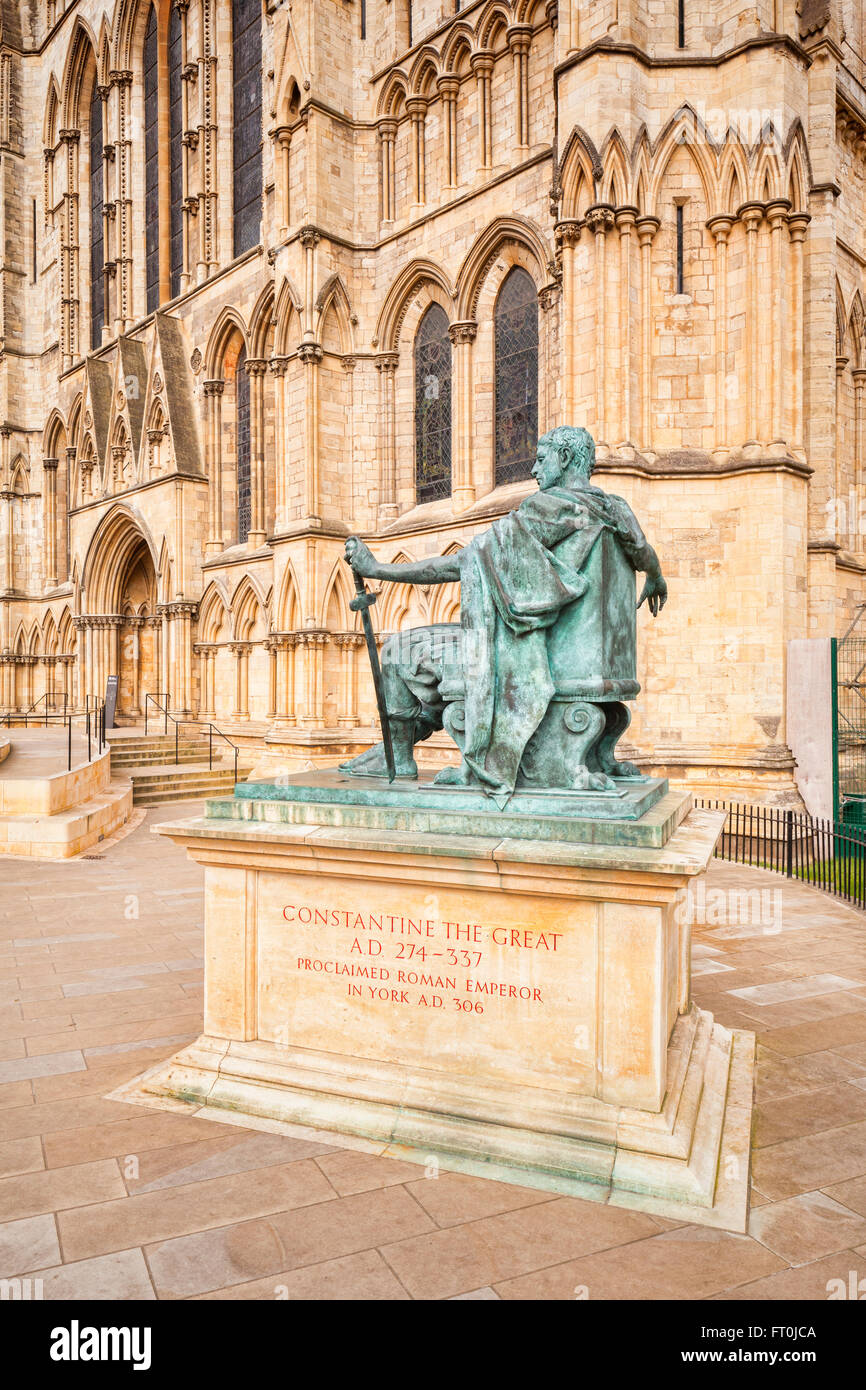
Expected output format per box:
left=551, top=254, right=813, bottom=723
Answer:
left=604, top=759, right=647, bottom=781
left=339, top=742, right=417, bottom=779
left=433, top=761, right=474, bottom=787
left=571, top=765, right=617, bottom=792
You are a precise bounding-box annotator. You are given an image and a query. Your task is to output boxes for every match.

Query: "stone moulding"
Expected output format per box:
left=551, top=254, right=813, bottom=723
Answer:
left=115, top=801, right=756, bottom=1232
left=123, top=1003, right=754, bottom=1231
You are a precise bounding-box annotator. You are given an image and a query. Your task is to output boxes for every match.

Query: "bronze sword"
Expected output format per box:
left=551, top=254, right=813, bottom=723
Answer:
left=348, top=567, right=396, bottom=783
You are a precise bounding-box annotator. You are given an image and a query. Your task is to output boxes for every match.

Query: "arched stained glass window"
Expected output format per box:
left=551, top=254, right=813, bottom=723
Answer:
left=414, top=304, right=452, bottom=503
left=144, top=6, right=159, bottom=312
left=236, top=349, right=251, bottom=543
left=494, top=267, right=538, bottom=486
left=89, top=82, right=104, bottom=350
left=169, top=4, right=183, bottom=296
left=232, top=0, right=263, bottom=257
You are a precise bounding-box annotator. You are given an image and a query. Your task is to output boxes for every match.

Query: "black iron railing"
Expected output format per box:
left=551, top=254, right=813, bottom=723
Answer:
left=696, top=798, right=866, bottom=911
left=0, top=697, right=105, bottom=772
left=142, top=693, right=239, bottom=782
left=0, top=690, right=68, bottom=728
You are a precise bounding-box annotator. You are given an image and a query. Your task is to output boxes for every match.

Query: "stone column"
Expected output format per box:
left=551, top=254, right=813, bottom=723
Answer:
left=854, top=369, right=866, bottom=549
left=334, top=633, right=363, bottom=727
left=269, top=633, right=298, bottom=727
left=58, top=128, right=80, bottom=367
left=108, top=68, right=133, bottom=333
left=437, top=76, right=459, bottom=190
left=0, top=657, right=12, bottom=713
left=96, top=83, right=112, bottom=338
left=406, top=98, right=427, bottom=211
left=195, top=643, right=217, bottom=718
left=636, top=216, right=660, bottom=455
left=298, top=343, right=323, bottom=523
left=203, top=379, right=224, bottom=553
left=739, top=202, right=764, bottom=446
left=448, top=322, right=477, bottom=511
left=269, top=357, right=289, bottom=531
left=298, top=631, right=328, bottom=726
left=555, top=221, right=582, bottom=422
left=787, top=212, right=810, bottom=458
left=836, top=355, right=850, bottom=545
left=273, top=126, right=291, bottom=236
left=766, top=199, right=791, bottom=449
left=127, top=616, right=142, bottom=716
left=507, top=26, right=532, bottom=150
left=615, top=207, right=638, bottom=448
left=471, top=52, right=494, bottom=171
left=586, top=205, right=615, bottom=454
left=376, top=352, right=399, bottom=520
left=378, top=119, right=397, bottom=222
left=231, top=642, right=251, bottom=720
left=246, top=357, right=268, bottom=547
left=42, top=457, right=58, bottom=588
left=2, top=487, right=14, bottom=594
left=707, top=215, right=734, bottom=459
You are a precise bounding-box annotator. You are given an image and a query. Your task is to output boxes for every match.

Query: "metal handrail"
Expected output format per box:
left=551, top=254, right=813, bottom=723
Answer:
left=0, top=699, right=106, bottom=771
left=142, top=693, right=239, bottom=782
left=0, top=690, right=69, bottom=729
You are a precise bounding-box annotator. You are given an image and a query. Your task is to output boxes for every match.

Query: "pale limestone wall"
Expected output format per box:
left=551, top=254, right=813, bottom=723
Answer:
left=0, top=0, right=864, bottom=803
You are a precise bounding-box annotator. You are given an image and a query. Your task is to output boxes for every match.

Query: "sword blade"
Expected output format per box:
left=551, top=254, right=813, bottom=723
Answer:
left=357, top=595, right=396, bottom=783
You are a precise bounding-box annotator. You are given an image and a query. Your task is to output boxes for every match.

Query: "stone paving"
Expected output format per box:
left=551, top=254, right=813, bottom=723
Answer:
left=1, top=802, right=866, bottom=1300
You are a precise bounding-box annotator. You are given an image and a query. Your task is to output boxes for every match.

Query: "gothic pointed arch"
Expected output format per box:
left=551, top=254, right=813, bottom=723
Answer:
left=376, top=259, right=454, bottom=352
left=646, top=106, right=717, bottom=218
left=456, top=216, right=550, bottom=321
left=81, top=505, right=159, bottom=614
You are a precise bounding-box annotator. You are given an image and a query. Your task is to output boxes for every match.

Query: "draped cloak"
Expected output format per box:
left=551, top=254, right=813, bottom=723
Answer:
left=453, top=483, right=655, bottom=804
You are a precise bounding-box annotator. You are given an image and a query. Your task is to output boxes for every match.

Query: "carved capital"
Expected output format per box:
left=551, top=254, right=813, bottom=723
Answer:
left=585, top=204, right=615, bottom=234
left=298, top=343, right=323, bottom=366
left=203, top=378, right=225, bottom=397
left=299, top=224, right=320, bottom=250
left=706, top=214, right=735, bottom=244
left=635, top=215, right=661, bottom=246
left=787, top=211, right=811, bottom=242
left=470, top=50, right=494, bottom=78
left=506, top=24, right=533, bottom=54
left=244, top=357, right=269, bottom=377
left=555, top=219, right=583, bottom=248
left=375, top=351, right=399, bottom=373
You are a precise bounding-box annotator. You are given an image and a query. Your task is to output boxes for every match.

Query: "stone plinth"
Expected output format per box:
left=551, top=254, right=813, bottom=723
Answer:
left=122, top=779, right=755, bottom=1231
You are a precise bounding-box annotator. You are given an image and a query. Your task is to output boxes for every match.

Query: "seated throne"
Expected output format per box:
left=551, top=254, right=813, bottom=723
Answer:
left=437, top=527, right=645, bottom=792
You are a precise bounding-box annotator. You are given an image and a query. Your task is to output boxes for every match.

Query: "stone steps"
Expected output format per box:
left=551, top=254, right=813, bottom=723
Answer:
left=0, top=781, right=133, bottom=858
left=105, top=729, right=247, bottom=805
left=126, top=761, right=250, bottom=806
left=111, top=746, right=206, bottom=769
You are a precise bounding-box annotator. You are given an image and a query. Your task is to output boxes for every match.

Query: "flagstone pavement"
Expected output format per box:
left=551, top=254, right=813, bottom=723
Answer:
left=2, top=801, right=866, bottom=1301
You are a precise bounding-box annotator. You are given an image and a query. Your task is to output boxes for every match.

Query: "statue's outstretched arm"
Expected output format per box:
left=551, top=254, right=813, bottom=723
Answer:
left=345, top=536, right=461, bottom=586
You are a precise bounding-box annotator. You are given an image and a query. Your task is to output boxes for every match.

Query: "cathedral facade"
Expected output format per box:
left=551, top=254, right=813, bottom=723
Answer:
left=0, top=0, right=864, bottom=800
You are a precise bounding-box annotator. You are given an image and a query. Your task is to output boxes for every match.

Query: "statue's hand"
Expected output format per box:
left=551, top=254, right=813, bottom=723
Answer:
left=345, top=536, right=378, bottom=579
left=637, top=575, right=668, bottom=617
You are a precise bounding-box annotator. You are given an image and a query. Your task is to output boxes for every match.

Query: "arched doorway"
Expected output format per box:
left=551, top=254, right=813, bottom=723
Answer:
left=81, top=510, right=160, bottom=719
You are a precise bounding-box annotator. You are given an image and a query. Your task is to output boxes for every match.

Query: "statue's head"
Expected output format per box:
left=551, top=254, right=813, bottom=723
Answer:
left=531, top=426, right=596, bottom=491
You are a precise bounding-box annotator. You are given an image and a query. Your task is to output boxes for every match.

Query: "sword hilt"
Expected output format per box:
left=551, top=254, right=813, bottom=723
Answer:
left=349, top=569, right=378, bottom=613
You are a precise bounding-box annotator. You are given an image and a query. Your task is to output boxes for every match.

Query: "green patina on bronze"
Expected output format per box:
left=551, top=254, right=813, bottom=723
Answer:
left=340, top=425, right=667, bottom=806
left=237, top=426, right=669, bottom=829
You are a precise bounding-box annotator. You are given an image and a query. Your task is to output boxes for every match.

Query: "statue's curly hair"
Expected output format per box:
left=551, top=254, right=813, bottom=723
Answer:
left=540, top=426, right=596, bottom=478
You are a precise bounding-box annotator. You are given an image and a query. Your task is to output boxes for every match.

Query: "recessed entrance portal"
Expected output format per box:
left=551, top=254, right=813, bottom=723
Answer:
left=117, top=539, right=157, bottom=719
